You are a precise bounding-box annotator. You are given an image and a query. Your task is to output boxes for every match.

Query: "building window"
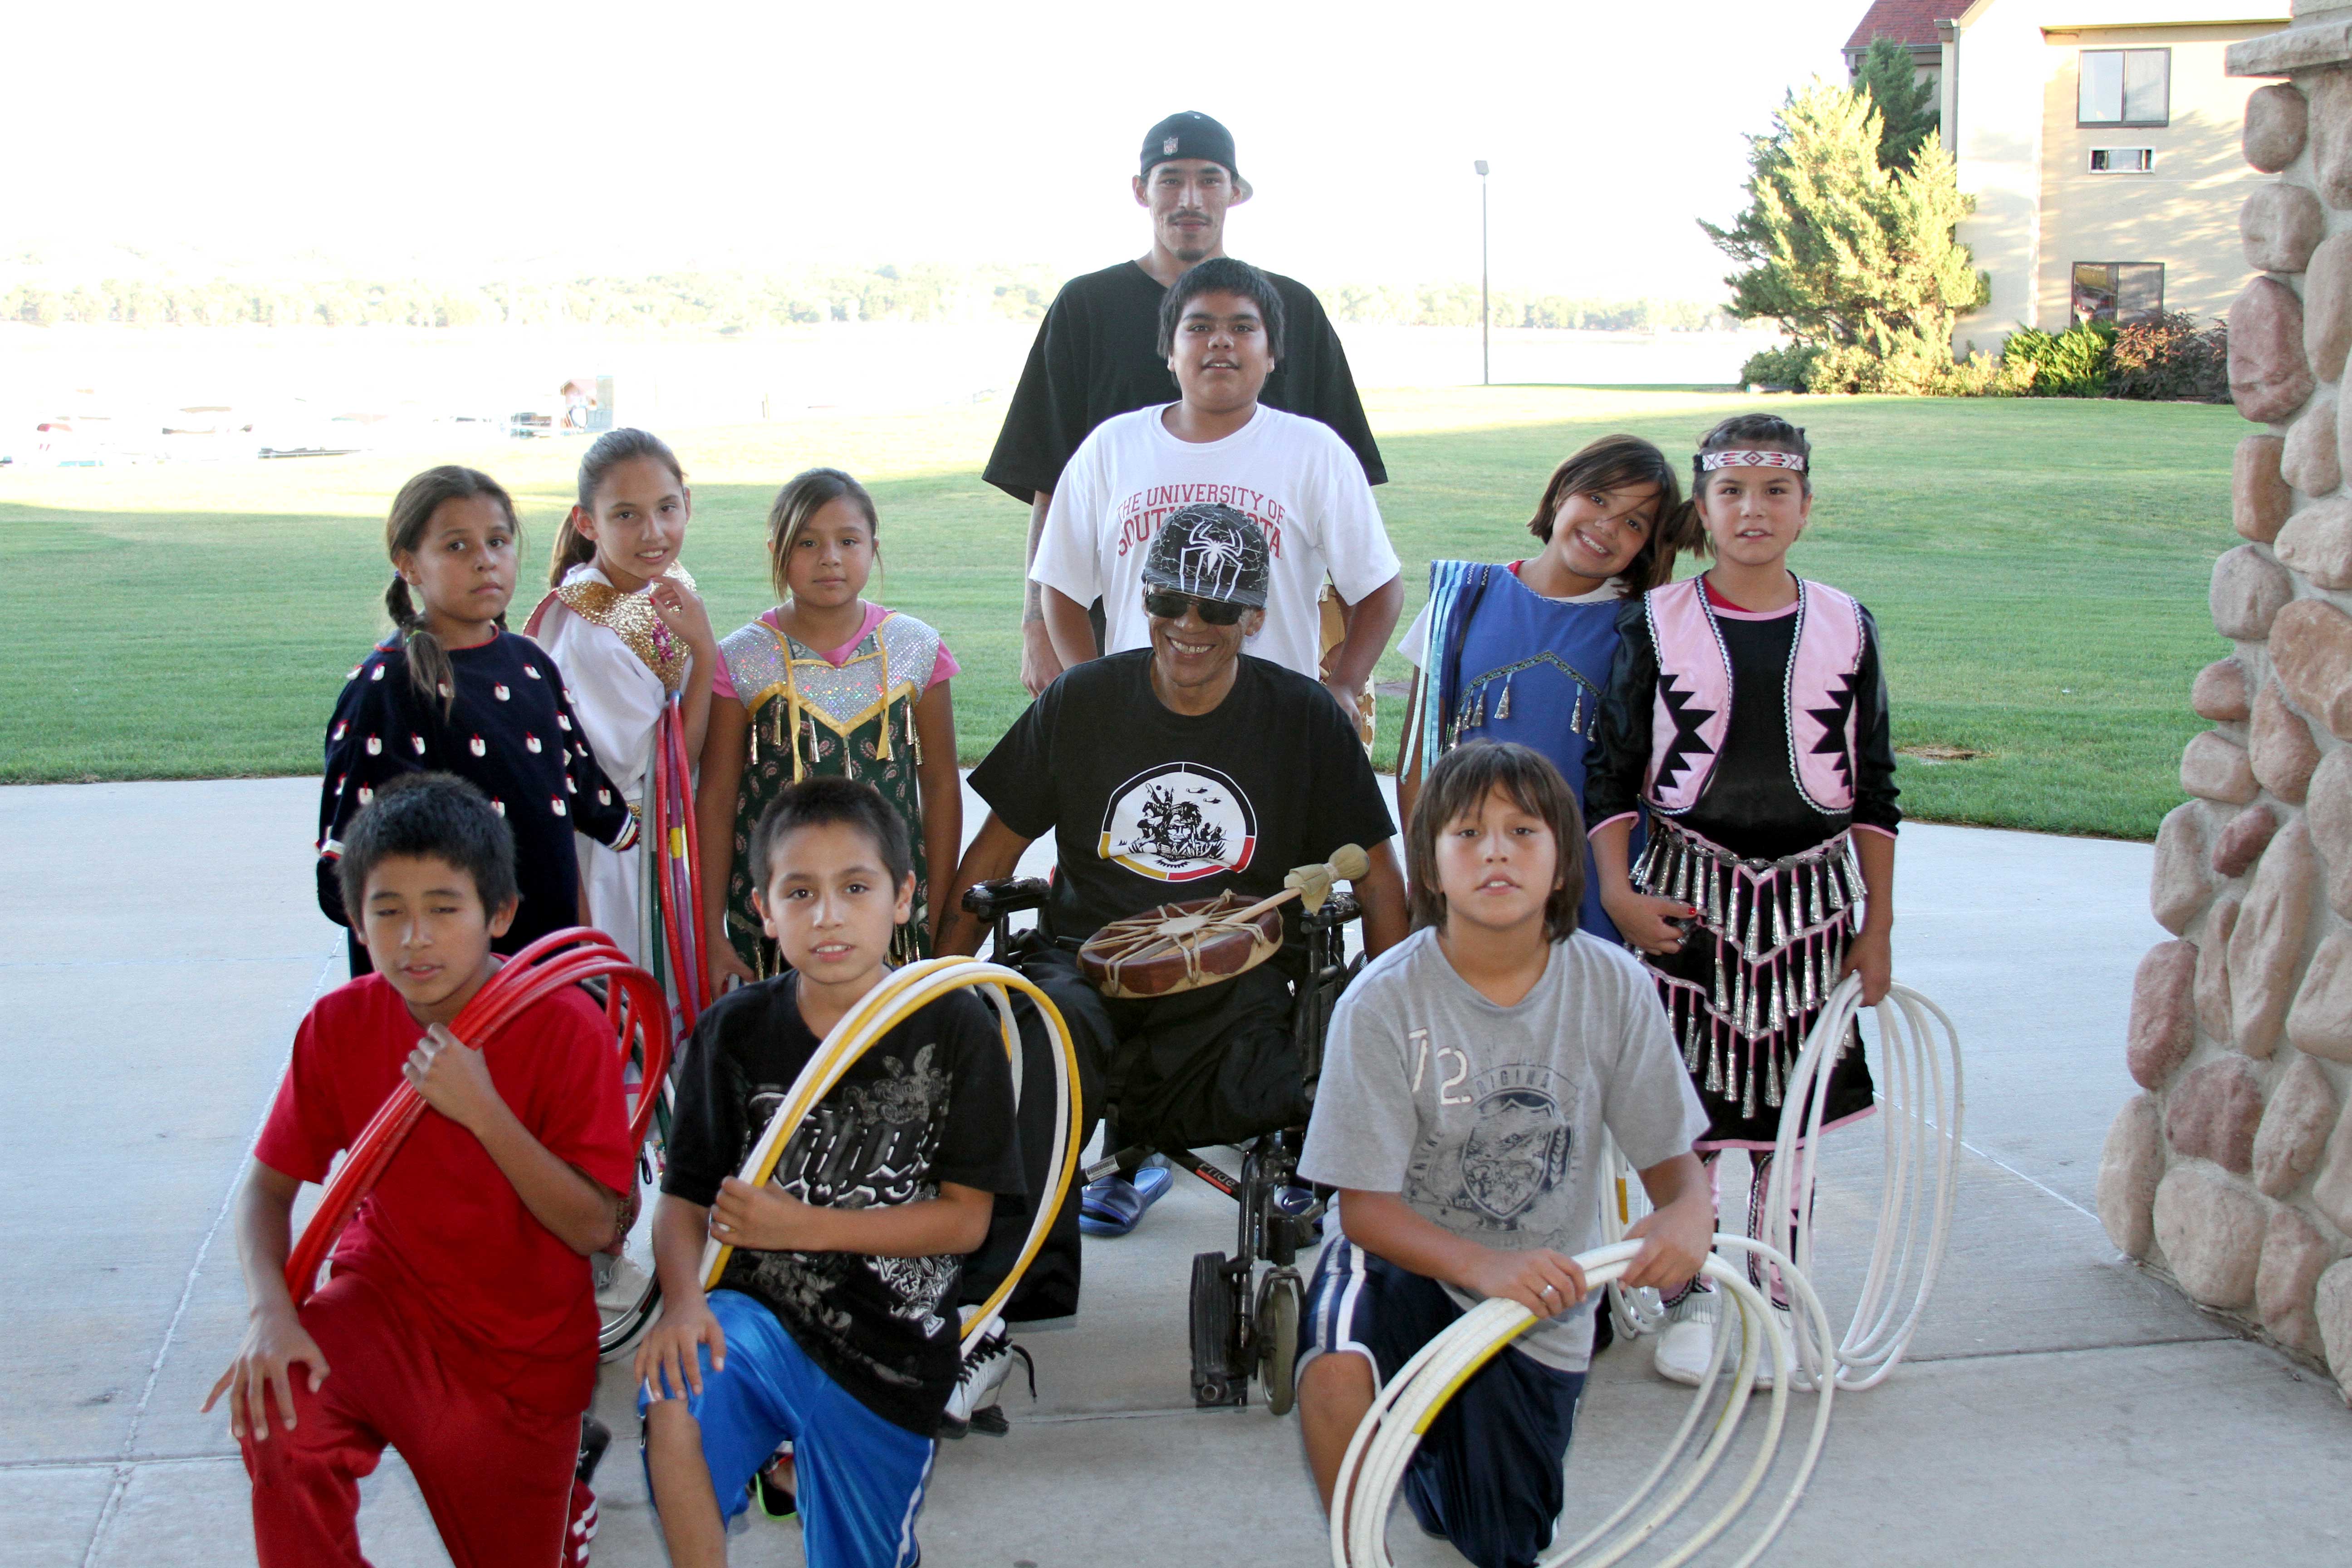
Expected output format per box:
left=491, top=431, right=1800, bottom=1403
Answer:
left=2079, top=49, right=2170, bottom=126
left=2088, top=147, right=2155, bottom=173
left=2073, top=263, right=2166, bottom=325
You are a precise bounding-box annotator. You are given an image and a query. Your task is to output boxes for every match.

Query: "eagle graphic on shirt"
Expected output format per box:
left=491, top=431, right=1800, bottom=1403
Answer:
left=1097, top=762, right=1258, bottom=882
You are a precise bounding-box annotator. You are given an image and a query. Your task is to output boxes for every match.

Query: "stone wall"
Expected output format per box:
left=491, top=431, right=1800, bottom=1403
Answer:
left=2102, top=10, right=2352, bottom=1400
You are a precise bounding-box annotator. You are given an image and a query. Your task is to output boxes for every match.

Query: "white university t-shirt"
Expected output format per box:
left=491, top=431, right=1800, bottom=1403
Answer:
left=1029, top=403, right=1402, bottom=681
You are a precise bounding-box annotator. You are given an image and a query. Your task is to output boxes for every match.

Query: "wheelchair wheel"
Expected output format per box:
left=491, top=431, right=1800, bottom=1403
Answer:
left=1189, top=1251, right=1245, bottom=1407
left=599, top=1093, right=672, bottom=1360
left=1257, top=1267, right=1303, bottom=1416
left=596, top=1185, right=662, bottom=1359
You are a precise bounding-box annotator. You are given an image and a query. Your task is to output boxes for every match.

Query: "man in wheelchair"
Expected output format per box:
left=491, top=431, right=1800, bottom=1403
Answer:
left=940, top=506, right=1405, bottom=1401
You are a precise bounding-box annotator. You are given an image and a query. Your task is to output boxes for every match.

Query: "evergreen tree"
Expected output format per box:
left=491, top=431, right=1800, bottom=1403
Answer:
left=1855, top=37, right=1940, bottom=169
left=1703, top=79, right=1990, bottom=391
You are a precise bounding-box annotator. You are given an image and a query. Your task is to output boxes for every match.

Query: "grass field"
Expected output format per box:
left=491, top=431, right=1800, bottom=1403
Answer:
left=0, top=387, right=2239, bottom=839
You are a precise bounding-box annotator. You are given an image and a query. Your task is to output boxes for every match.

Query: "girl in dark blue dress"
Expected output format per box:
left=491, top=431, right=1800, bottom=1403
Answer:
left=318, top=465, right=639, bottom=975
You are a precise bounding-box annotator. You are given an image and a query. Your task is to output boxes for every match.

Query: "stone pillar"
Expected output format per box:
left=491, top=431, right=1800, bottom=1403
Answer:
left=2101, top=10, right=2352, bottom=1400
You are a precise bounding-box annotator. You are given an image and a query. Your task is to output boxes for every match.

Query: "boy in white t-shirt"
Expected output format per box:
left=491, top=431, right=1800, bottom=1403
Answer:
left=1030, top=256, right=1402, bottom=726
left=1295, top=740, right=1713, bottom=1568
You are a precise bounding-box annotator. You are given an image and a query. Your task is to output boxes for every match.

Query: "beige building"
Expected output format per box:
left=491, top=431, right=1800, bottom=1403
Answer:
left=1845, top=0, right=2286, bottom=347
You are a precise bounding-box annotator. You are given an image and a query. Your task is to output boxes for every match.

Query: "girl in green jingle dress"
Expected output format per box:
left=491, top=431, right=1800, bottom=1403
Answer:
left=694, top=469, right=962, bottom=986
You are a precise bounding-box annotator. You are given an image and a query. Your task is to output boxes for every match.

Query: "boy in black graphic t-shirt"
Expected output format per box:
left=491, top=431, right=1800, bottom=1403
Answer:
left=637, top=778, right=1022, bottom=1568
left=944, top=509, right=1406, bottom=1245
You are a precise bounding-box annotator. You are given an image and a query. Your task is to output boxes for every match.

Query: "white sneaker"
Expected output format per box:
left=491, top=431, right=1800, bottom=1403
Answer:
left=1748, top=1302, right=1796, bottom=1391
left=939, top=1325, right=1033, bottom=1438
left=1651, top=1290, right=1720, bottom=1387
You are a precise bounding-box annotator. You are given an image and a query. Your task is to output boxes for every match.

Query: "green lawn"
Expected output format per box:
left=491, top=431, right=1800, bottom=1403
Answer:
left=0, top=387, right=2237, bottom=839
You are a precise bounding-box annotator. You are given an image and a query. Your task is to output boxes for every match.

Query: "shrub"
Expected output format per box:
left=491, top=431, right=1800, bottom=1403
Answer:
left=1740, top=343, right=1823, bottom=389
left=2000, top=321, right=2116, bottom=397
left=2108, top=312, right=2229, bottom=402
left=1806, top=332, right=2008, bottom=395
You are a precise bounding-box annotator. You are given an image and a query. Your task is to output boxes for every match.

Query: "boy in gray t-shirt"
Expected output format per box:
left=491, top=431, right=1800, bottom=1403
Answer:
left=1295, top=742, right=1711, bottom=1568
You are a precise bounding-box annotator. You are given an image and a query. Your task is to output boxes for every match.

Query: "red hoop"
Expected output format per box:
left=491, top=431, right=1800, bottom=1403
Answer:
left=283, top=927, right=672, bottom=1304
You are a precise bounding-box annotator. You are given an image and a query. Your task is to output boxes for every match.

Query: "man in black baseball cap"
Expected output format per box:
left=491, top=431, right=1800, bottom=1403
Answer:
left=944, top=503, right=1406, bottom=1250
left=984, top=110, right=1386, bottom=696
left=1139, top=501, right=1271, bottom=610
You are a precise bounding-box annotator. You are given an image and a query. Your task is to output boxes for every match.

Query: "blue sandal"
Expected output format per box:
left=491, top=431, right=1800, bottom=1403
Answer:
left=1079, top=1161, right=1173, bottom=1236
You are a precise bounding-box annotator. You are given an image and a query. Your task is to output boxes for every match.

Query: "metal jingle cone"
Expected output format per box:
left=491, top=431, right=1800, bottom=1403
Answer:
left=1742, top=1039, right=1759, bottom=1120
left=1767, top=1035, right=1785, bottom=1108
left=1711, top=939, right=1732, bottom=1014
left=1683, top=1008, right=1704, bottom=1072
left=1705, top=1018, right=1725, bottom=1093
left=1702, top=853, right=1718, bottom=927
left=1771, top=956, right=1788, bottom=1025
left=1783, top=872, right=1800, bottom=946
left=1636, top=833, right=1661, bottom=892
left=1802, top=933, right=1819, bottom=1012
left=1802, top=860, right=1819, bottom=931
left=1495, top=677, right=1512, bottom=722
left=1768, top=873, right=1787, bottom=953
left=1678, top=839, right=1697, bottom=906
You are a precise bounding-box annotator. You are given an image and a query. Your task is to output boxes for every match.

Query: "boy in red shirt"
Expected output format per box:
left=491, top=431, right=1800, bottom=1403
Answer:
left=206, top=773, right=636, bottom=1568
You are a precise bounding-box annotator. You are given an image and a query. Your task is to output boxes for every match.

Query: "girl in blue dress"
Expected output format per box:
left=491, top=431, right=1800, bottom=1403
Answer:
left=1397, top=434, right=1688, bottom=941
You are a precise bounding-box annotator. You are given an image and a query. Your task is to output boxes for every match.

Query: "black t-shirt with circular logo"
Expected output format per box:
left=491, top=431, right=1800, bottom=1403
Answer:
left=969, top=650, right=1396, bottom=942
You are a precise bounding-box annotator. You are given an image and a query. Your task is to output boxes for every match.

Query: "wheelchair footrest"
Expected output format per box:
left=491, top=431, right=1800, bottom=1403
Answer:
left=1188, top=1251, right=1250, bottom=1408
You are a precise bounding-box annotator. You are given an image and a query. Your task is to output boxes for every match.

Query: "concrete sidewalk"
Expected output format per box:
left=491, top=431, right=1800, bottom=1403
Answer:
left=3, top=779, right=2346, bottom=1568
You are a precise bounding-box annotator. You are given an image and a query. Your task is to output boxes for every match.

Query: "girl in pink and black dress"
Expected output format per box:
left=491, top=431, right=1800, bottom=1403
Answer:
left=1583, top=414, right=1899, bottom=1383
left=318, top=466, right=639, bottom=976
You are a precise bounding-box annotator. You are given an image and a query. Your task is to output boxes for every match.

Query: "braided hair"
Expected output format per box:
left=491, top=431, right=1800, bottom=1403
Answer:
left=382, top=466, right=521, bottom=716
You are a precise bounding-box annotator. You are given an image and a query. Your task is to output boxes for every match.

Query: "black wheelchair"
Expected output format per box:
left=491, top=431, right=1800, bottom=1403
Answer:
left=960, top=874, right=1363, bottom=1413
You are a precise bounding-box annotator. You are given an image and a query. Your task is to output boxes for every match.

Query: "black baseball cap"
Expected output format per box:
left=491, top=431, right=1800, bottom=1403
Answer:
left=1141, top=503, right=1270, bottom=610
left=1141, top=111, right=1244, bottom=186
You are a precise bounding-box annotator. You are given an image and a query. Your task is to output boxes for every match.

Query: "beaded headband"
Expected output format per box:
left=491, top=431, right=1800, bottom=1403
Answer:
left=1700, top=449, right=1807, bottom=472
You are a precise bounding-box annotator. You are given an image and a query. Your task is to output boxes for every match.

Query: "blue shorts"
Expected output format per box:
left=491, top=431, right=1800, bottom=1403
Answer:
left=1302, top=1238, right=1586, bottom=1568
left=637, top=1290, right=934, bottom=1568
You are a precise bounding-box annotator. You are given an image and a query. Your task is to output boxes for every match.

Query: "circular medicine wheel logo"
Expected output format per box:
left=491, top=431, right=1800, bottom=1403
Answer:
left=1097, top=763, right=1258, bottom=882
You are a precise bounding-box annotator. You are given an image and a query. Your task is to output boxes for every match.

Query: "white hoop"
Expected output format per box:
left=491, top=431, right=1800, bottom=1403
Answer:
left=1330, top=1237, right=1835, bottom=1568
left=1765, top=976, right=1962, bottom=1391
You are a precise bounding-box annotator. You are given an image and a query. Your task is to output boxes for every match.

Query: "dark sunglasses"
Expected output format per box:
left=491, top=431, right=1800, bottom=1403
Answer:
left=1142, top=589, right=1249, bottom=625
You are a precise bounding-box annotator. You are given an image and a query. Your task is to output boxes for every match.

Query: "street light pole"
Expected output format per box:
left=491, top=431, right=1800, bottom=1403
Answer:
left=1475, top=160, right=1490, bottom=387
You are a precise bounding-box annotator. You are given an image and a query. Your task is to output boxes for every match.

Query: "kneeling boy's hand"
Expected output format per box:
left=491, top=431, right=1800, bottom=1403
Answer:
left=1622, top=1194, right=1716, bottom=1296
left=403, top=1024, right=505, bottom=1133
left=202, top=1307, right=329, bottom=1441
left=636, top=1299, right=726, bottom=1401
left=711, top=1176, right=832, bottom=1253
left=1465, top=1247, right=1588, bottom=1320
